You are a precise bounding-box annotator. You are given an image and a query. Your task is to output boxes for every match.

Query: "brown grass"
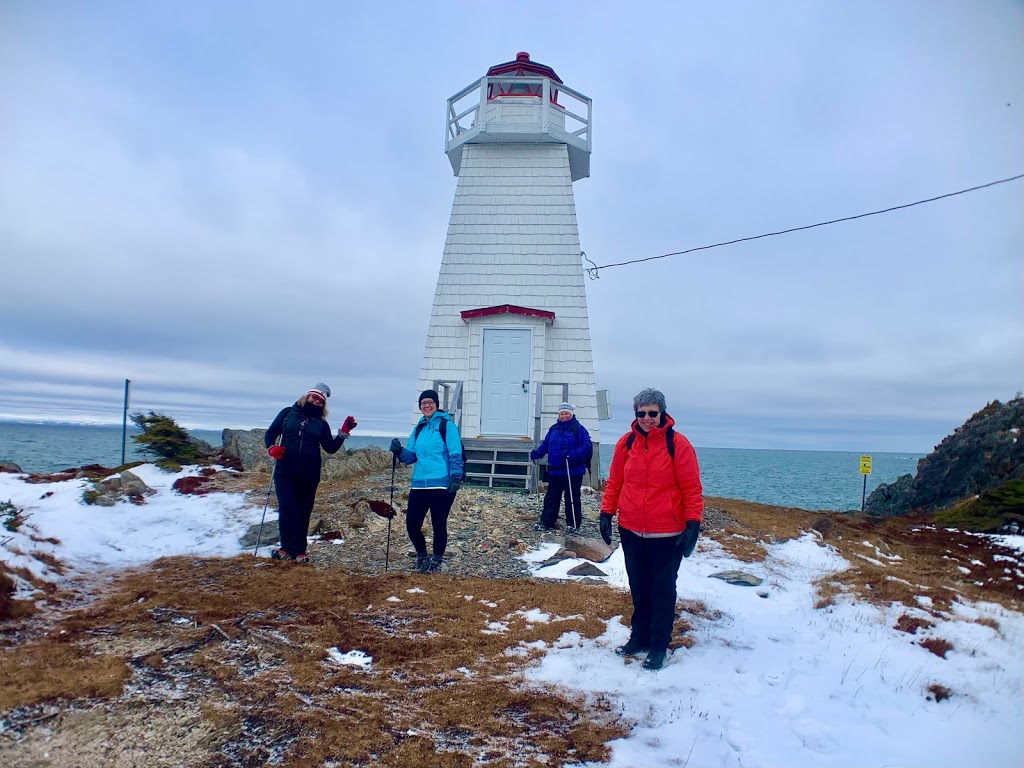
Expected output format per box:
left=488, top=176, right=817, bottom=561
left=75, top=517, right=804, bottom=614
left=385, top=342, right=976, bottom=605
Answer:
left=927, top=683, right=952, bottom=702
left=704, top=497, right=814, bottom=564
left=919, top=637, right=954, bottom=658
left=705, top=499, right=1024, bottom=614
left=0, top=556, right=648, bottom=767
left=893, top=614, right=936, bottom=635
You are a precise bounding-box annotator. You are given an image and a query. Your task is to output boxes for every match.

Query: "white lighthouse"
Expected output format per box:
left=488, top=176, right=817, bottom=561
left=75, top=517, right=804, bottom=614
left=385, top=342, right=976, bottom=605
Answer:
left=418, top=52, right=601, bottom=489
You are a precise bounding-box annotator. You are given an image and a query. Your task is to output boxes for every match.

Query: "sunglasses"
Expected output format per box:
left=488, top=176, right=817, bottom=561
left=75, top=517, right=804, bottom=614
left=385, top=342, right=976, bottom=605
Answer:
left=636, top=410, right=661, bottom=419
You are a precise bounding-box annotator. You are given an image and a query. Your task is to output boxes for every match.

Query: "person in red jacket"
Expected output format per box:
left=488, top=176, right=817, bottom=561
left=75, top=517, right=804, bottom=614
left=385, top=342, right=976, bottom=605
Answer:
left=599, top=387, right=703, bottom=670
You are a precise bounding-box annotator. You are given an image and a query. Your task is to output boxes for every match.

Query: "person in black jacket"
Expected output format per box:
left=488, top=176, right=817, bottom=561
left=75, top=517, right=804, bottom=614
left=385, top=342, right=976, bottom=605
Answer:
left=265, top=383, right=356, bottom=563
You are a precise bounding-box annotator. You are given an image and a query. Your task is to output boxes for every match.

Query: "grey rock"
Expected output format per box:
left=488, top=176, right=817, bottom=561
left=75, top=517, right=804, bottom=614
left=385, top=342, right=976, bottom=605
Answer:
left=120, top=471, right=151, bottom=497
left=239, top=520, right=280, bottom=548
left=93, top=494, right=117, bottom=507
left=536, top=548, right=576, bottom=569
left=562, top=534, right=614, bottom=563
left=0, top=461, right=22, bottom=473
left=708, top=570, right=763, bottom=587
left=566, top=562, right=607, bottom=577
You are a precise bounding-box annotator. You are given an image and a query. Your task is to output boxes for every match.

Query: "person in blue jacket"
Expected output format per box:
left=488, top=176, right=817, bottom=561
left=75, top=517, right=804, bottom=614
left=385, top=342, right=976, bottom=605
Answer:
left=530, top=402, right=592, bottom=533
left=390, top=389, right=465, bottom=573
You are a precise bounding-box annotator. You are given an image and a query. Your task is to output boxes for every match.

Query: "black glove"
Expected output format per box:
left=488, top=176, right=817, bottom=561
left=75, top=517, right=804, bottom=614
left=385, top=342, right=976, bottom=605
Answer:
left=677, top=520, right=701, bottom=558
left=389, top=438, right=402, bottom=456
left=447, top=475, right=462, bottom=494
left=599, top=513, right=614, bottom=545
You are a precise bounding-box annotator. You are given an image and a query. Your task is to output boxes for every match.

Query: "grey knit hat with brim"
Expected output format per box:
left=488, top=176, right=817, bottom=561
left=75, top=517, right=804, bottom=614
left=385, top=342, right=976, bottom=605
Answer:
left=308, top=382, right=331, bottom=399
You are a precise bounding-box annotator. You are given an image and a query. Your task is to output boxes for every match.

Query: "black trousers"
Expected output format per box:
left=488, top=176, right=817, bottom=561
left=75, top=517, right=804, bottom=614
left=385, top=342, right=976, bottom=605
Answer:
left=619, top=526, right=686, bottom=653
left=540, top=473, right=584, bottom=528
left=406, top=488, right=455, bottom=557
left=274, top=470, right=319, bottom=556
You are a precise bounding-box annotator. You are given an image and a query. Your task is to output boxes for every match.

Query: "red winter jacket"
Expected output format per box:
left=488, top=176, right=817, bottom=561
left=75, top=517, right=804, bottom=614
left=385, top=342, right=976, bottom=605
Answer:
left=600, top=413, right=703, bottom=535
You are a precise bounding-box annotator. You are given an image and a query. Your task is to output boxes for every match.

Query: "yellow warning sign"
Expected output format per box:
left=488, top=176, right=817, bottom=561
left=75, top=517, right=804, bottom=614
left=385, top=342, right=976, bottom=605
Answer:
left=859, top=455, right=872, bottom=475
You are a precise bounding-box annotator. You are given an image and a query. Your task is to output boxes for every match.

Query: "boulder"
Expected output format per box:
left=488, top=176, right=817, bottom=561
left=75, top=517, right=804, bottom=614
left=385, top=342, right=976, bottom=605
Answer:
left=709, top=570, right=763, bottom=587
left=562, top=534, right=614, bottom=563
left=0, top=461, right=22, bottom=474
left=566, top=562, right=607, bottom=577
left=120, top=471, right=152, bottom=497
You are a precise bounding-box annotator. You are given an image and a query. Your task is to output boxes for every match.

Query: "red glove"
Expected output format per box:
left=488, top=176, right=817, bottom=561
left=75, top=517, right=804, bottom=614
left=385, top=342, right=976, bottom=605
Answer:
left=342, top=416, right=357, bottom=433
left=268, top=445, right=286, bottom=460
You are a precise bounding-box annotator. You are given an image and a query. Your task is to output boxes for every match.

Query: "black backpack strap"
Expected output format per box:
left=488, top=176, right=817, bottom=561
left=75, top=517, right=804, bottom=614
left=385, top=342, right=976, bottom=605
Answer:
left=626, top=432, right=636, bottom=451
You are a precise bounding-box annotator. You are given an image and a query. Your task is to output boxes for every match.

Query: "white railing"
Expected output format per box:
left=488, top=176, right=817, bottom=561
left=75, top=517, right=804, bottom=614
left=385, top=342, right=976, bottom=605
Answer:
left=446, top=75, right=592, bottom=153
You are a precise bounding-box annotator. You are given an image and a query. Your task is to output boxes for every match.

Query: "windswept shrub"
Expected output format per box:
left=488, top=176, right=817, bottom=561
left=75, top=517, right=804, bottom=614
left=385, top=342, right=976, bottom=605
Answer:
left=131, top=412, right=210, bottom=468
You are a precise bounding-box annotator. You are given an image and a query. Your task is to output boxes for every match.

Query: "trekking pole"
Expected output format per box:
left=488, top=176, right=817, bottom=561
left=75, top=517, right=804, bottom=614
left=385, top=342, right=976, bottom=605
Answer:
left=385, top=452, right=397, bottom=572
left=566, top=456, right=579, bottom=530
left=254, top=459, right=276, bottom=556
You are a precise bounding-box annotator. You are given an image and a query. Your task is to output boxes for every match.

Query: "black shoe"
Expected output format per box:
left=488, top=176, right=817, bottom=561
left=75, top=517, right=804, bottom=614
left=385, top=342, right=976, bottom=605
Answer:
left=615, top=637, right=649, bottom=657
left=427, top=555, right=443, bottom=573
left=270, top=548, right=293, bottom=561
left=642, top=650, right=668, bottom=670
left=533, top=523, right=557, bottom=532
left=565, top=525, right=579, bottom=535
left=414, top=554, right=431, bottom=573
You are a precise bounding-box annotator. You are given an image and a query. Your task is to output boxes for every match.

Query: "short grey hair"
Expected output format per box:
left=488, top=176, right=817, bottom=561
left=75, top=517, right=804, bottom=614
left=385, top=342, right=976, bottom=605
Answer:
left=633, top=387, right=667, bottom=414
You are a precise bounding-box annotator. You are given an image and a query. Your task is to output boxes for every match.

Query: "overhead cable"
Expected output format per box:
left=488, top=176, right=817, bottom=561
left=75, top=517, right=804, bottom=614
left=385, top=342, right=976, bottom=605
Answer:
left=584, top=173, right=1024, bottom=279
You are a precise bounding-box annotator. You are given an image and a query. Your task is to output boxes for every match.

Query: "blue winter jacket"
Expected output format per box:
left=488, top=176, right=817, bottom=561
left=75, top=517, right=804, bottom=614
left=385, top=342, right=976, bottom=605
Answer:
left=530, top=417, right=591, bottom=477
left=398, top=410, right=465, bottom=489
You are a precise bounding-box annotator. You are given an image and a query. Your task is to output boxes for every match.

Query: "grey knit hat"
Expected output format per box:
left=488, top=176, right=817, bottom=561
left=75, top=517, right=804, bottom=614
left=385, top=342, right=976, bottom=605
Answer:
left=308, top=382, right=331, bottom=399
left=558, top=402, right=574, bottom=413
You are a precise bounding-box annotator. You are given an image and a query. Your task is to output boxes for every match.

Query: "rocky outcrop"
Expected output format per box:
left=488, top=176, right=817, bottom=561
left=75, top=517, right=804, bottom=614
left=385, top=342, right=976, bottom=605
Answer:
left=221, top=428, right=393, bottom=480
left=866, top=397, right=1024, bottom=516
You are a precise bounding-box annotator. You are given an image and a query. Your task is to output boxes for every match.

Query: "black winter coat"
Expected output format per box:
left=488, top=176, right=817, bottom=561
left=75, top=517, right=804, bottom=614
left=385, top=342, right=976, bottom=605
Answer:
left=265, top=404, right=345, bottom=478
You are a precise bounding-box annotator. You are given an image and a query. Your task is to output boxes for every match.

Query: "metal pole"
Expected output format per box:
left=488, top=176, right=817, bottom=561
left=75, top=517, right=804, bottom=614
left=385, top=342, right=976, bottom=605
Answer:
left=254, top=461, right=276, bottom=556
left=120, top=379, right=131, bottom=465
left=566, top=456, right=578, bottom=529
left=385, top=453, right=397, bottom=572
left=861, top=475, right=867, bottom=513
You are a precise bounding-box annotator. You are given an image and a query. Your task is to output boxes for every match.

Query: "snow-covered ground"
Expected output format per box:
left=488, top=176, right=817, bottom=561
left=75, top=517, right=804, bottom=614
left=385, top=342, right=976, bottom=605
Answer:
left=2, top=466, right=1022, bottom=767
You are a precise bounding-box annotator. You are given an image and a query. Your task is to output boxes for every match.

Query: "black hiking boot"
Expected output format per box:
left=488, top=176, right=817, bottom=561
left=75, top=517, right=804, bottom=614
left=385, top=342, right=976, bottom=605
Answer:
left=294, top=553, right=310, bottom=565
left=270, top=548, right=293, bottom=561
left=414, top=553, right=431, bottom=573
left=642, top=649, right=668, bottom=670
left=427, top=555, right=443, bottom=573
left=614, top=637, right=649, bottom=657
left=533, top=522, right=557, bottom=532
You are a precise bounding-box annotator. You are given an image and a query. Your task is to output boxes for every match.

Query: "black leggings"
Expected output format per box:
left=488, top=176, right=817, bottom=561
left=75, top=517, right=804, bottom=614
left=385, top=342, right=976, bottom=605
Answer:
left=540, top=474, right=584, bottom=528
left=274, top=470, right=319, bottom=557
left=619, top=526, right=686, bottom=653
left=406, top=488, right=455, bottom=557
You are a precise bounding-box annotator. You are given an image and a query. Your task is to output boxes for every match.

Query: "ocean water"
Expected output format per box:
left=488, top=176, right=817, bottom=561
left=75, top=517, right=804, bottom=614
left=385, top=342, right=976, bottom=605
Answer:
left=0, top=422, right=922, bottom=512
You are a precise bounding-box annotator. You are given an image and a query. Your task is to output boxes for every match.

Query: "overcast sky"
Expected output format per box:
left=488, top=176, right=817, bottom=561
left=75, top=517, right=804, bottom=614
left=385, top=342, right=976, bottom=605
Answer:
left=1, top=1, right=1021, bottom=452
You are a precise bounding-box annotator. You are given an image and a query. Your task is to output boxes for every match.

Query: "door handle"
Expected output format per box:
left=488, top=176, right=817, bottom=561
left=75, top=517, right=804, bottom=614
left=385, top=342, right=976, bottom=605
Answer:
left=522, top=380, right=530, bottom=392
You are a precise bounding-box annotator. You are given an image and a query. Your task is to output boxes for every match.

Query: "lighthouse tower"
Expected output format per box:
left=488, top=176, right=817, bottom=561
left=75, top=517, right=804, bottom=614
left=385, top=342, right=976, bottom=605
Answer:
left=418, top=52, right=599, bottom=489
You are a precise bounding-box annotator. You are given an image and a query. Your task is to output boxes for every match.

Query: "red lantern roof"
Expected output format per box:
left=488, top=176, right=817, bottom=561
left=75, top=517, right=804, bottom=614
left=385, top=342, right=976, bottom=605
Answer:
left=486, top=52, right=563, bottom=84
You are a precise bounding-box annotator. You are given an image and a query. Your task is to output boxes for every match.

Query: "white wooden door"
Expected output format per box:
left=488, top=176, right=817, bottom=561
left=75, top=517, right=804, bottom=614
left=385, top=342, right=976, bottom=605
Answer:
left=481, top=329, right=531, bottom=435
